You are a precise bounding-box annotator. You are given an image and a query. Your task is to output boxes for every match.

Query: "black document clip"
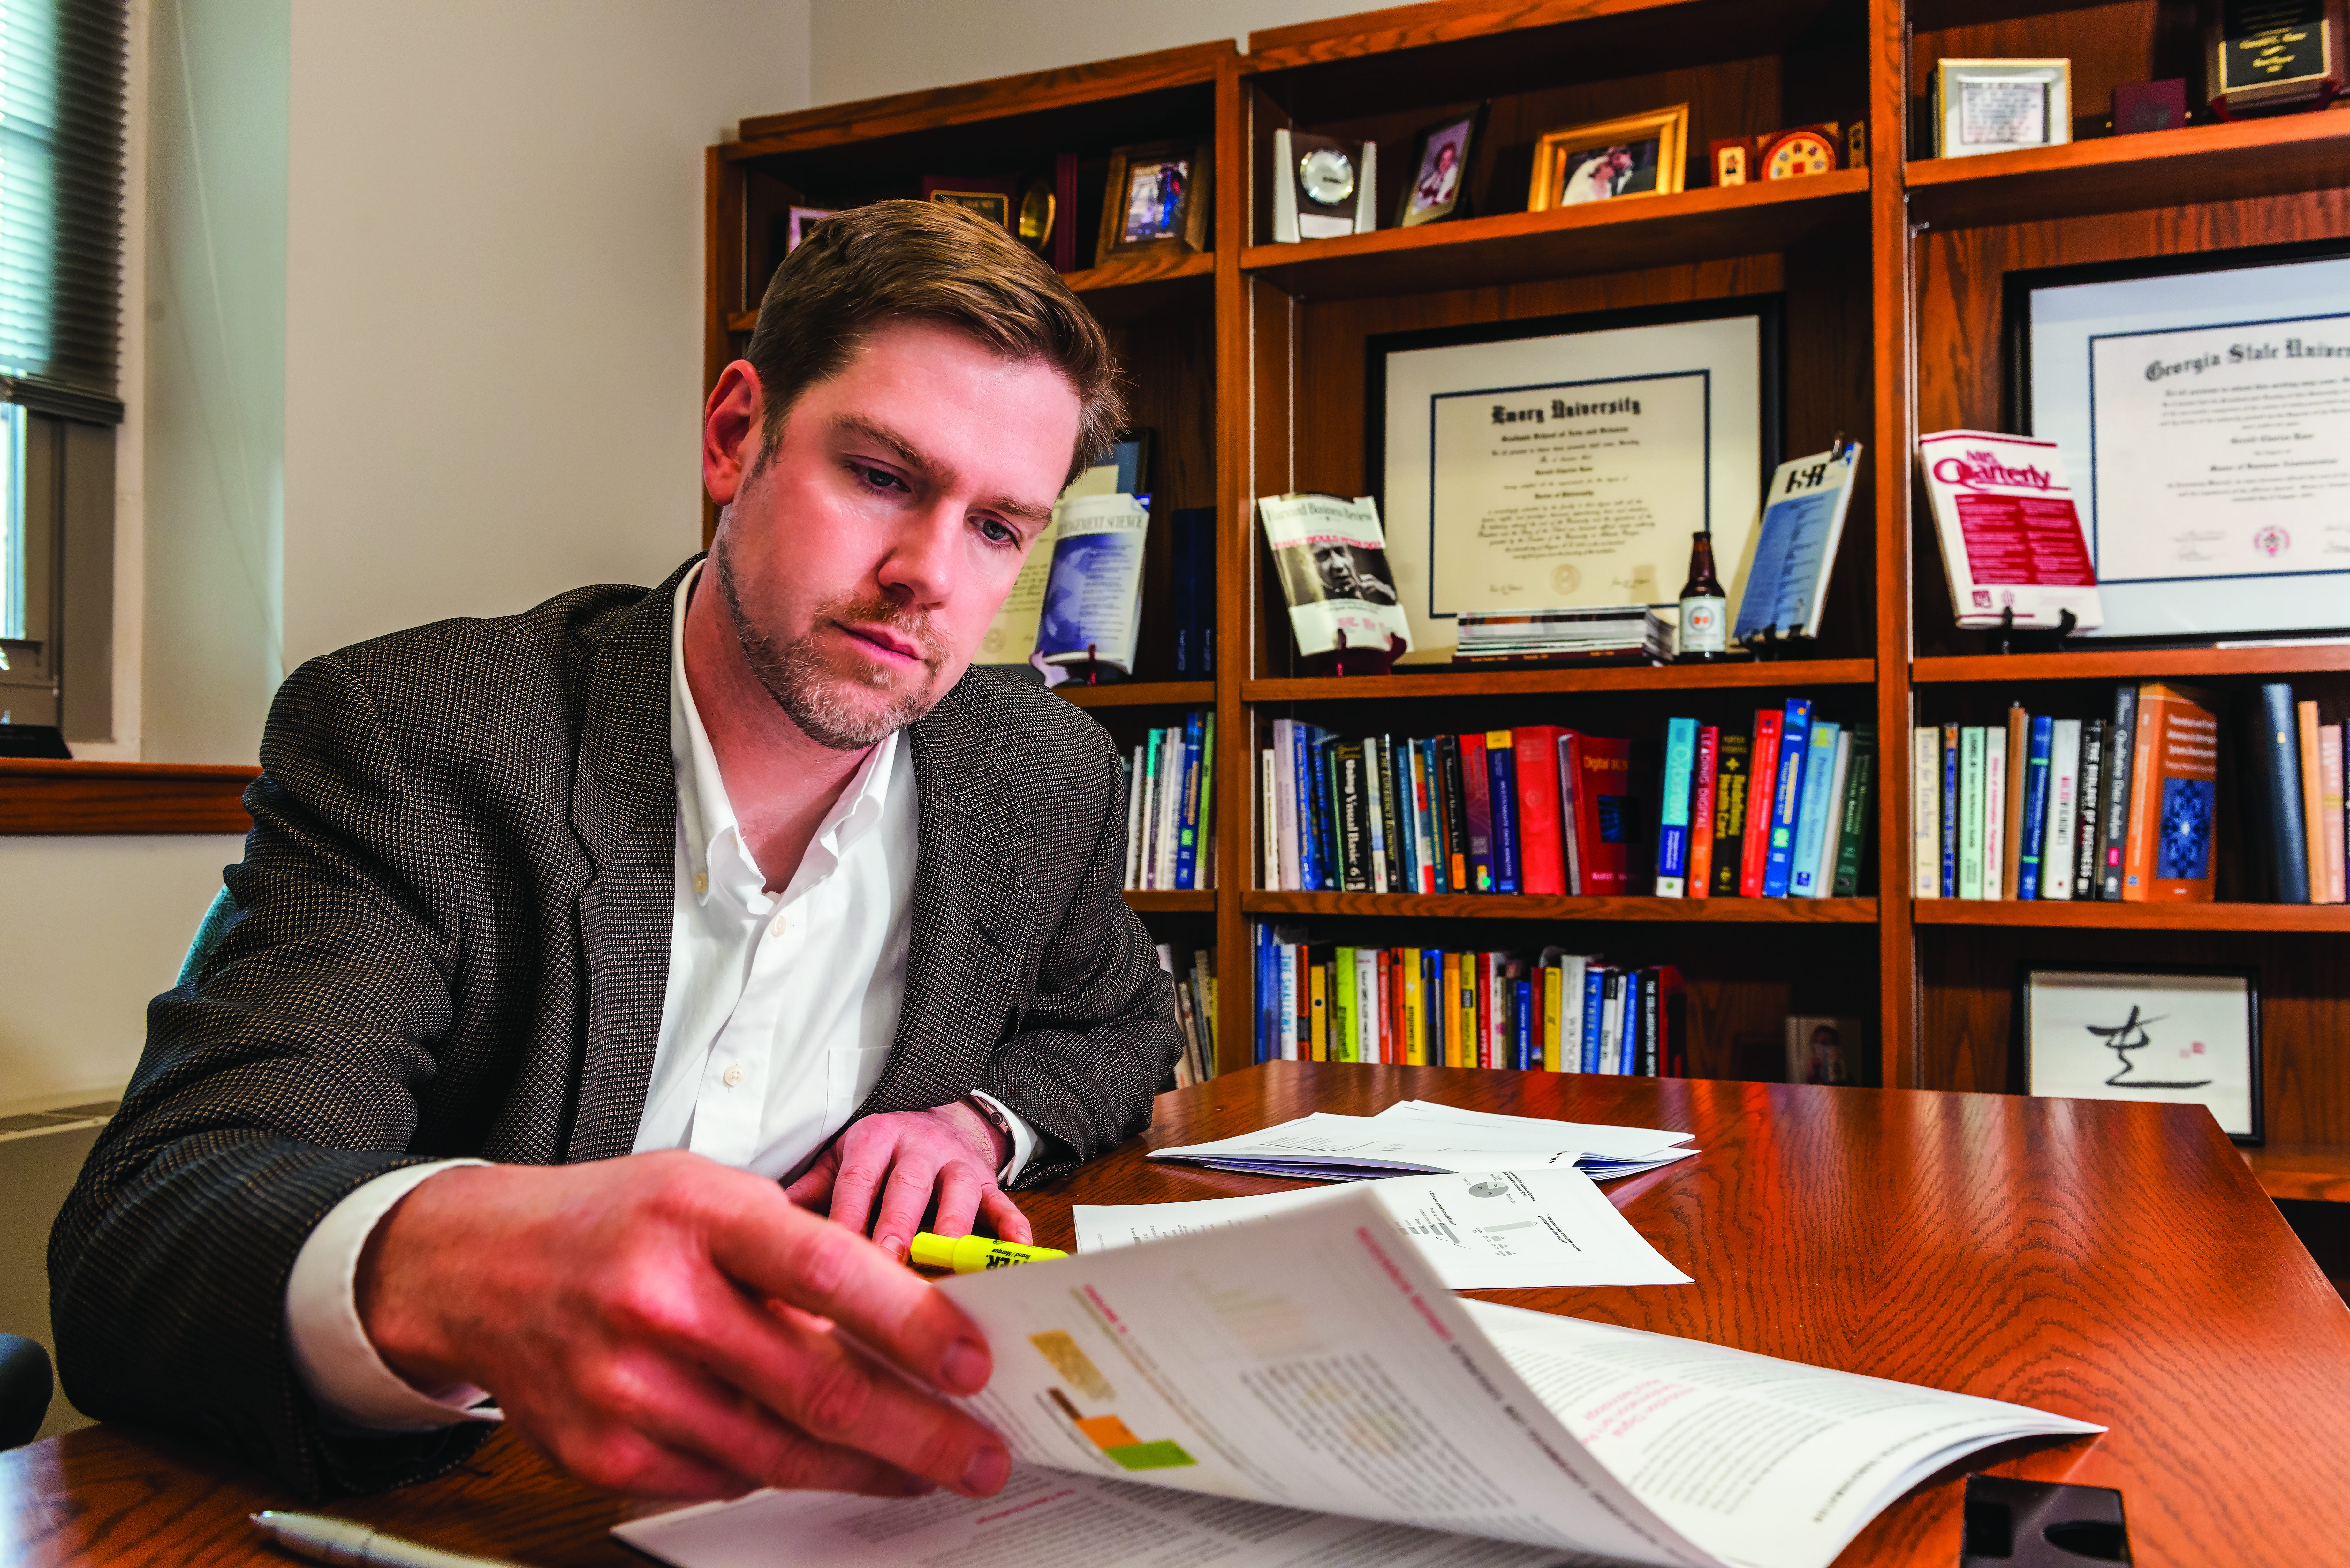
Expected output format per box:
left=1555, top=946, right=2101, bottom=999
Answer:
left=1961, top=1475, right=2130, bottom=1565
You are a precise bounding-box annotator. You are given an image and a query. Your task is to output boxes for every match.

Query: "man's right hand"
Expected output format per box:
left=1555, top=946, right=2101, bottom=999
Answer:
left=355, top=1150, right=1012, bottom=1500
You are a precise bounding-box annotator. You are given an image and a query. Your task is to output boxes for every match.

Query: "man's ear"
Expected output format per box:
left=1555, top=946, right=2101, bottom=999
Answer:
left=702, top=362, right=766, bottom=506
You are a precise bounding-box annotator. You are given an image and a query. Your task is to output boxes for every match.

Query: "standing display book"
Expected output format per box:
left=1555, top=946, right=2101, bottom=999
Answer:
left=1730, top=442, right=1861, bottom=642
left=1915, top=430, right=2103, bottom=631
left=1258, top=493, right=1414, bottom=662
left=1035, top=493, right=1151, bottom=675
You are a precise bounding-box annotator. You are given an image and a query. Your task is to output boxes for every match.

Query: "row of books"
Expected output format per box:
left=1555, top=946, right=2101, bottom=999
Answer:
left=1251, top=928, right=1686, bottom=1075
left=1911, top=682, right=2218, bottom=902
left=2245, top=682, right=2347, bottom=905
left=1157, top=944, right=1218, bottom=1086
left=1122, top=711, right=1217, bottom=892
left=1257, top=699, right=1873, bottom=900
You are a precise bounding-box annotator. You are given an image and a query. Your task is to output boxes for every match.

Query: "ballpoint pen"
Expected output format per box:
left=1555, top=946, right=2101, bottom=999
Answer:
left=251, top=1510, right=525, bottom=1568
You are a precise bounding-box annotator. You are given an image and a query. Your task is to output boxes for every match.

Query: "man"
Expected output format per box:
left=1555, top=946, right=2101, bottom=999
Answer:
left=49, top=202, right=1180, bottom=1505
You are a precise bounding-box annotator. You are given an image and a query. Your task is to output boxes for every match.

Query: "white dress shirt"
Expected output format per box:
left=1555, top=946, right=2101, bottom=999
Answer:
left=282, top=563, right=1035, bottom=1431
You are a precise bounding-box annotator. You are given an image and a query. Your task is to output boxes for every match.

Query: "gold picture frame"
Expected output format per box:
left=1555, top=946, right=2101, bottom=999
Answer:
left=1098, top=139, right=1212, bottom=260
left=1528, top=105, right=1690, bottom=211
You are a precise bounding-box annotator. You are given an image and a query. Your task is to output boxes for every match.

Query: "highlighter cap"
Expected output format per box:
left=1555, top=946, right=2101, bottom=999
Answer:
left=909, top=1233, right=962, bottom=1270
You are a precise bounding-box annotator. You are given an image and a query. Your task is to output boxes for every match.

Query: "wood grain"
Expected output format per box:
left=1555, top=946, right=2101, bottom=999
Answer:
left=2245, top=1143, right=2350, bottom=1203
left=1053, top=681, right=1217, bottom=709
left=1124, top=890, right=1216, bottom=913
left=1915, top=645, right=2350, bottom=683
left=1244, top=889, right=1879, bottom=922
left=15, top=1066, right=2349, bottom=1566
left=0, top=761, right=257, bottom=835
left=1244, top=659, right=1876, bottom=702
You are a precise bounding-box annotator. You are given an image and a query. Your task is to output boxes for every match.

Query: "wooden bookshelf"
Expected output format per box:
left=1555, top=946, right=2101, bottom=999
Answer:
left=704, top=0, right=2350, bottom=1196
left=0, top=760, right=257, bottom=834
left=1126, top=890, right=1216, bottom=913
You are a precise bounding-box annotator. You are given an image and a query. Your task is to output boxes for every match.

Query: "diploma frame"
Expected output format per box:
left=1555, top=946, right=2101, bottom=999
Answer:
left=1933, top=58, right=2072, bottom=158
left=1368, top=295, right=1783, bottom=664
left=1527, top=105, right=1689, bottom=210
left=2007, top=237, right=2350, bottom=641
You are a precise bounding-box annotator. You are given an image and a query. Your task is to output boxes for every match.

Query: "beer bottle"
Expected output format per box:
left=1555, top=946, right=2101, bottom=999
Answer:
left=1677, top=530, right=1727, bottom=660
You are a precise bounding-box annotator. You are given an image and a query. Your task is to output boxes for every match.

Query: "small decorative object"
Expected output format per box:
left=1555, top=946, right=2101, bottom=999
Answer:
left=1710, top=138, right=1752, bottom=186
left=921, top=176, right=1018, bottom=230
left=2207, top=0, right=2347, bottom=117
left=1916, top=430, right=2102, bottom=631
left=1099, top=139, right=1211, bottom=259
left=2022, top=966, right=2260, bottom=1142
left=1257, top=493, right=1411, bottom=671
left=1845, top=120, right=1867, bottom=168
left=1759, top=124, right=1842, bottom=180
left=1932, top=59, right=2072, bottom=157
left=1270, top=130, right=1376, bottom=242
left=1016, top=178, right=1056, bottom=256
left=1676, top=531, right=1727, bottom=660
left=2112, top=77, right=2189, bottom=133
left=1528, top=105, right=1689, bottom=209
left=1786, top=1016, right=1864, bottom=1085
left=785, top=206, right=836, bottom=253
left=1397, top=109, right=1481, bottom=227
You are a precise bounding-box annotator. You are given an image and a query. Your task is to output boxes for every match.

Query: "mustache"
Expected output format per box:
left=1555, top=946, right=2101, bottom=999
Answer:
left=826, top=596, right=948, bottom=669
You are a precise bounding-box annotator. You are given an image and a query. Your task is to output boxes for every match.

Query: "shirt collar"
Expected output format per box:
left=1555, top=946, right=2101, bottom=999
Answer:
left=669, top=560, right=904, bottom=905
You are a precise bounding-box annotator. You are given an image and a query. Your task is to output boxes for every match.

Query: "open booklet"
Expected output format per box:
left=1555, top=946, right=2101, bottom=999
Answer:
left=617, top=1189, right=2097, bottom=1568
left=1149, top=1098, right=1698, bottom=1183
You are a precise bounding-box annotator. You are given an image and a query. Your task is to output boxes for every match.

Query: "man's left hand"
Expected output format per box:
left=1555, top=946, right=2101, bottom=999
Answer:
left=785, top=1103, right=1034, bottom=1259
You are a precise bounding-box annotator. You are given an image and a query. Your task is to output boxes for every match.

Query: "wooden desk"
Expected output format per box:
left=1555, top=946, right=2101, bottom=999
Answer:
left=9, top=1064, right=2349, bottom=1566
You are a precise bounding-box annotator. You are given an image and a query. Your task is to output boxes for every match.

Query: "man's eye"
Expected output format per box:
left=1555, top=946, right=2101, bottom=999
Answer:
left=977, top=517, right=1018, bottom=546
left=850, top=462, right=907, bottom=493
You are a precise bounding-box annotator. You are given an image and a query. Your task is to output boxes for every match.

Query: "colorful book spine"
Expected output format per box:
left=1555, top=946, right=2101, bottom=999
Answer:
left=2098, top=687, right=2137, bottom=901
left=1174, top=710, right=1206, bottom=890
left=1581, top=967, right=1606, bottom=1072
left=1512, top=725, right=1569, bottom=896
left=1957, top=727, right=1986, bottom=901
left=1742, top=709, right=1786, bottom=897
left=1542, top=961, right=1565, bottom=1071
left=2071, top=719, right=2101, bottom=901
left=1913, top=726, right=1942, bottom=898
left=1788, top=719, right=1841, bottom=897
left=1688, top=726, right=1720, bottom=898
left=1514, top=976, right=1534, bottom=1071
left=1438, top=735, right=1470, bottom=893
left=1656, top=716, right=1699, bottom=897
left=2040, top=719, right=2081, bottom=902
left=1361, top=735, right=1390, bottom=894
left=2245, top=683, right=2306, bottom=904
left=1763, top=699, right=1814, bottom=898
left=1831, top=726, right=1875, bottom=899
left=2323, top=723, right=2347, bottom=905
left=1485, top=731, right=1521, bottom=895
left=1711, top=735, right=1751, bottom=896
left=2001, top=706, right=2029, bottom=900
left=1813, top=730, right=1853, bottom=897
left=1981, top=726, right=2007, bottom=902
left=2301, top=700, right=2329, bottom=905
left=1939, top=722, right=1959, bottom=899
left=2016, top=715, right=2054, bottom=901
left=1460, top=733, right=1494, bottom=892
left=1292, top=724, right=1320, bottom=890
left=1410, top=739, right=1440, bottom=893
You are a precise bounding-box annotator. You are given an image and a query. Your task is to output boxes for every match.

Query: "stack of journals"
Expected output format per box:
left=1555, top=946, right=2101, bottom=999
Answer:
left=1451, top=605, right=1670, bottom=666
left=1157, top=944, right=1217, bottom=1086
left=1260, top=699, right=1872, bottom=900
left=1122, top=710, right=1215, bottom=891
left=1914, top=682, right=2224, bottom=903
left=1148, top=1100, right=1698, bottom=1183
left=1253, top=931, right=1684, bottom=1075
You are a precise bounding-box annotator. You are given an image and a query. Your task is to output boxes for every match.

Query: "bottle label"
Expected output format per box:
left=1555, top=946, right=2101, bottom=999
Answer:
left=1680, top=595, right=1726, bottom=653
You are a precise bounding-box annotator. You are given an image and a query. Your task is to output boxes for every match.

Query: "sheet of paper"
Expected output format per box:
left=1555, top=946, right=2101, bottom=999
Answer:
left=1073, top=1167, right=1693, bottom=1290
left=614, top=1466, right=1578, bottom=1568
left=1149, top=1107, right=1697, bottom=1184
left=1372, top=1100, right=1696, bottom=1157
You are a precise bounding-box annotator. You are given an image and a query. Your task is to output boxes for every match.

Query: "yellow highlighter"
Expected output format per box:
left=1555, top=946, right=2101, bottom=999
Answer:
left=909, top=1232, right=1067, bottom=1272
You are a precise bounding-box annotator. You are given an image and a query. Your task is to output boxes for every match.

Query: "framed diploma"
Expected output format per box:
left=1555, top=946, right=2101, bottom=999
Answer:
left=1370, top=298, right=1780, bottom=664
left=2014, top=241, right=2350, bottom=640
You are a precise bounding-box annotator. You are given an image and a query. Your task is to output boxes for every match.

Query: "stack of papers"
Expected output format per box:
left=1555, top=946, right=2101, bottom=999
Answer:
left=618, top=1188, right=2100, bottom=1568
left=1452, top=604, right=1671, bottom=666
left=1148, top=1098, right=1698, bottom=1183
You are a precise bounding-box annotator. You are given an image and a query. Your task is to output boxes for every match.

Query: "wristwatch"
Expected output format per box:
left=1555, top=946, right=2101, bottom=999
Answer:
left=967, top=1094, right=1015, bottom=1150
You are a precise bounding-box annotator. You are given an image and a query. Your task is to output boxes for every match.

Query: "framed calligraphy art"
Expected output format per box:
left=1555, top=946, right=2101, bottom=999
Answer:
left=2020, top=965, right=2261, bottom=1143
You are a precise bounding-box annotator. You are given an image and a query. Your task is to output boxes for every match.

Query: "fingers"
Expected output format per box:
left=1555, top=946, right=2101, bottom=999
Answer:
left=709, top=1194, right=994, bottom=1399
left=931, top=1165, right=985, bottom=1242
left=823, top=1128, right=889, bottom=1240
left=783, top=1148, right=839, bottom=1212
left=979, top=1187, right=1034, bottom=1246
left=870, top=1157, right=945, bottom=1261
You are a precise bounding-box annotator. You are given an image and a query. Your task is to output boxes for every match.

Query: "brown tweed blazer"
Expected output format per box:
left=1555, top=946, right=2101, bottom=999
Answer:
left=47, top=557, right=1179, bottom=1499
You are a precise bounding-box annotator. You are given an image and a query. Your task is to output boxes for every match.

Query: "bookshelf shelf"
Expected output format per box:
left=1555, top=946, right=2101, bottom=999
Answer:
left=1055, top=680, right=1216, bottom=709
left=1238, top=170, right=1868, bottom=300
left=2243, top=1144, right=2350, bottom=1204
left=1065, top=251, right=1213, bottom=293
left=1126, top=890, right=1216, bottom=913
left=1244, top=660, right=1875, bottom=704
left=1913, top=900, right=2350, bottom=932
left=1913, top=646, right=2350, bottom=685
left=1905, top=113, right=2350, bottom=232
left=1245, top=891, right=1878, bottom=923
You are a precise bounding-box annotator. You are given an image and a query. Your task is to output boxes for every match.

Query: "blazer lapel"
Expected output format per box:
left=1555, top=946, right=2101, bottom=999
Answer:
left=864, top=676, right=1038, bottom=1116
left=563, top=557, right=695, bottom=1163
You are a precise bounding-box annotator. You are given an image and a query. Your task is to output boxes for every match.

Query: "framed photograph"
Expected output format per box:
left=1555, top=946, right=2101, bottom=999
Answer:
left=1398, top=108, right=1481, bottom=227
left=1099, top=139, right=1210, bottom=260
left=921, top=176, right=1018, bottom=230
left=1528, top=105, right=1688, bottom=211
left=1368, top=295, right=1781, bottom=664
left=2009, top=238, right=2350, bottom=641
left=1933, top=59, right=2071, bottom=158
left=785, top=206, right=836, bottom=253
left=2020, top=966, right=2261, bottom=1143
left=1786, top=1015, right=1864, bottom=1085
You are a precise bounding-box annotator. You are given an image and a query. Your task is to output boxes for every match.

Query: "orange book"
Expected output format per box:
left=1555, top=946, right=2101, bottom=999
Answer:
left=2299, top=700, right=2328, bottom=904
left=2001, top=705, right=2030, bottom=899
left=1441, top=950, right=1463, bottom=1068
left=2120, top=683, right=2219, bottom=903
left=1688, top=725, right=1720, bottom=897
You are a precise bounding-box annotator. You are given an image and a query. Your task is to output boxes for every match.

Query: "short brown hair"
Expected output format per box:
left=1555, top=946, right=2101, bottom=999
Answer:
left=745, top=200, right=1125, bottom=488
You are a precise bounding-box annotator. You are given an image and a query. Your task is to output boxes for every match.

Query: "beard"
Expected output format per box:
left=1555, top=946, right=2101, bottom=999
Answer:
left=711, top=531, right=950, bottom=751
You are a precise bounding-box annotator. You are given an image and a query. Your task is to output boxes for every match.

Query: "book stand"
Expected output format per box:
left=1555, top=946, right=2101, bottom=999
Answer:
left=1298, top=628, right=1406, bottom=679
left=1739, top=625, right=1817, bottom=662
left=1989, top=606, right=2076, bottom=656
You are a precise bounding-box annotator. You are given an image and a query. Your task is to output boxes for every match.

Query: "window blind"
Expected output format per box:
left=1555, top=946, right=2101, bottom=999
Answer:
left=0, top=0, right=123, bottom=424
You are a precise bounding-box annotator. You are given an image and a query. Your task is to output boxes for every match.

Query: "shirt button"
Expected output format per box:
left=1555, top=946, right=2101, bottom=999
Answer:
left=722, top=1063, right=746, bottom=1089
left=692, top=870, right=709, bottom=896
left=769, top=910, right=790, bottom=939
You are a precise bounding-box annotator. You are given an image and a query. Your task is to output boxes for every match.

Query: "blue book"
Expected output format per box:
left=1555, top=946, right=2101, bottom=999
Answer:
left=1788, top=720, right=1842, bottom=896
left=1619, top=972, right=1641, bottom=1074
left=1581, top=967, right=1607, bottom=1073
left=1172, top=711, right=1205, bottom=890
left=1940, top=725, right=1959, bottom=898
left=1656, top=717, right=1699, bottom=895
left=2017, top=715, right=2055, bottom=900
left=1292, top=725, right=1322, bottom=891
left=1254, top=923, right=1275, bottom=1063
left=1309, top=730, right=1338, bottom=890
left=1515, top=978, right=1534, bottom=1069
left=1734, top=445, right=1861, bottom=641
left=1419, top=738, right=1452, bottom=894
left=1487, top=735, right=1522, bottom=894
left=1762, top=699, right=1814, bottom=897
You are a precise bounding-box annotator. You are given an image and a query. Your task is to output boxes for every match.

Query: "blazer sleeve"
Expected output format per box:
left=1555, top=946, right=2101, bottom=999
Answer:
left=47, top=654, right=496, bottom=1498
left=973, top=724, right=1183, bottom=1187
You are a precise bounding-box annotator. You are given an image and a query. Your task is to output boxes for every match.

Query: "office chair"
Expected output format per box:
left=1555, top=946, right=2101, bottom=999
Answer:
left=0, top=1334, right=53, bottom=1448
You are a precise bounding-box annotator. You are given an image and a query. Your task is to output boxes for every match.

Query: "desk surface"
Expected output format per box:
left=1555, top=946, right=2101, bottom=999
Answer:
left=8, top=1064, right=2349, bottom=1567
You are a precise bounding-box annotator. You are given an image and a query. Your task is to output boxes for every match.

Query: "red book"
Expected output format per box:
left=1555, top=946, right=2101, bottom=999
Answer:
left=1512, top=724, right=1569, bottom=895
left=1687, top=726, right=1720, bottom=898
left=1376, top=947, right=1394, bottom=1064
left=1476, top=952, right=1494, bottom=1069
left=1459, top=733, right=1494, bottom=892
left=1564, top=734, right=1633, bottom=895
left=1739, top=709, right=1786, bottom=897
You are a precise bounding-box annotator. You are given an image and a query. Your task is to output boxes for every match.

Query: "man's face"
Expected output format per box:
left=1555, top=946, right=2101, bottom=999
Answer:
left=705, top=320, right=1080, bottom=750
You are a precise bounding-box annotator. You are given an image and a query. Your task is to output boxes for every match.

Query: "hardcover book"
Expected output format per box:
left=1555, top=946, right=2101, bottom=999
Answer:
left=1485, top=731, right=1522, bottom=894
left=1689, top=726, right=1721, bottom=898
left=1656, top=717, right=1699, bottom=897
left=2240, top=683, right=2306, bottom=904
left=1981, top=725, right=2008, bottom=902
left=1912, top=726, right=1941, bottom=898
left=1512, top=725, right=1570, bottom=895
left=2098, top=687, right=2137, bottom=900
left=2016, top=715, right=2054, bottom=900
left=2124, top=683, right=2220, bottom=903
left=1958, top=727, right=1986, bottom=900
left=1711, top=734, right=1751, bottom=897
left=1939, top=722, right=1959, bottom=899
left=1789, top=719, right=1841, bottom=897
left=1461, top=733, right=1495, bottom=892
left=1831, top=725, right=1876, bottom=899
left=2071, top=719, right=2103, bottom=900
left=1763, top=700, right=1814, bottom=899
left=2039, top=719, right=2081, bottom=902
left=1742, top=709, right=1787, bottom=897
left=1563, top=733, right=1634, bottom=896
left=2002, top=705, right=2030, bottom=899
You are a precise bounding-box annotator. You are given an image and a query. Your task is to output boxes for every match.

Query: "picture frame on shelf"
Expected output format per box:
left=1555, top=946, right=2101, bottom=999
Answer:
left=1368, top=295, right=1781, bottom=665
left=2205, top=0, right=2348, bottom=117
left=785, top=206, right=836, bottom=253
left=1099, top=139, right=1211, bottom=260
left=1397, top=107, right=1482, bottom=227
left=1932, top=59, right=2071, bottom=158
left=2020, top=965, right=2261, bottom=1144
left=921, top=176, right=1019, bottom=230
left=2008, top=238, right=2350, bottom=641
left=1527, top=104, right=1688, bottom=210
